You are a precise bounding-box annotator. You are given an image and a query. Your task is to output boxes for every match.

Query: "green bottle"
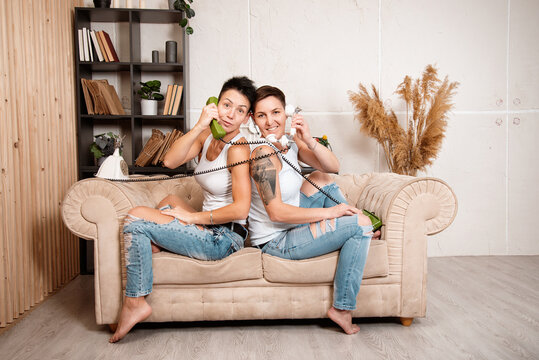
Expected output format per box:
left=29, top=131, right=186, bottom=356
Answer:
left=206, top=96, right=226, bottom=139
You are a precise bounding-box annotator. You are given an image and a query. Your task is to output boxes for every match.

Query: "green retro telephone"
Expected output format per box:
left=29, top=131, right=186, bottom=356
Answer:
left=206, top=96, right=226, bottom=139
left=362, top=209, right=382, bottom=232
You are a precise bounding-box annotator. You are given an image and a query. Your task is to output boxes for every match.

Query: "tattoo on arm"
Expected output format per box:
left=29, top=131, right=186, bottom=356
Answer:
left=251, top=152, right=277, bottom=206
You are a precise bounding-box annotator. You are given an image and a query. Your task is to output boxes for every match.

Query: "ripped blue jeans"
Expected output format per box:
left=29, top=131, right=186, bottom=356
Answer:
left=123, top=207, right=246, bottom=298
left=261, top=183, right=373, bottom=310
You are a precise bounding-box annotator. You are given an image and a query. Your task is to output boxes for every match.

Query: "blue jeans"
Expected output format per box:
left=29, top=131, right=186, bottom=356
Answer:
left=262, top=183, right=372, bottom=310
left=123, top=208, right=246, bottom=298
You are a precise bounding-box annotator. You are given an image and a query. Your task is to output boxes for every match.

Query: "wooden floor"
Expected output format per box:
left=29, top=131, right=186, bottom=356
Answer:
left=0, top=256, right=537, bottom=360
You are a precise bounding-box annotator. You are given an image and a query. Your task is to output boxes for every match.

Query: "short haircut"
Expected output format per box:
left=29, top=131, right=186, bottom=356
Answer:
left=218, top=76, right=257, bottom=112
left=254, top=85, right=286, bottom=109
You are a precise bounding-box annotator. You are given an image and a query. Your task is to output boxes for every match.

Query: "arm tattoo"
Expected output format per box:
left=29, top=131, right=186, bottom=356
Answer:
left=251, top=150, right=277, bottom=206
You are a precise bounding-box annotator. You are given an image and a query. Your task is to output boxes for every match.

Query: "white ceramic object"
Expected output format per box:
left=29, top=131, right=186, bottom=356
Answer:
left=141, top=99, right=158, bottom=115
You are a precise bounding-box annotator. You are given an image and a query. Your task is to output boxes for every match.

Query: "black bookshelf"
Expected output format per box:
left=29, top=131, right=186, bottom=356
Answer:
left=74, top=7, right=189, bottom=273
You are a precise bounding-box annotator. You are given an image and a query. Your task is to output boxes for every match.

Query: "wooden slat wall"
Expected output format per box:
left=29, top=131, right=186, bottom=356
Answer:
left=0, top=0, right=83, bottom=328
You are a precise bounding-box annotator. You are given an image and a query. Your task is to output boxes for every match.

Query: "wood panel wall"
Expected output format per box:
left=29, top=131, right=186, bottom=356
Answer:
left=0, top=0, right=83, bottom=328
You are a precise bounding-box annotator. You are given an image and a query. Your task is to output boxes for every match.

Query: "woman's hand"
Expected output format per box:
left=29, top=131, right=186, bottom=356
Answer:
left=326, top=204, right=361, bottom=219
left=194, top=103, right=219, bottom=131
left=161, top=206, right=194, bottom=224
left=292, top=114, right=318, bottom=150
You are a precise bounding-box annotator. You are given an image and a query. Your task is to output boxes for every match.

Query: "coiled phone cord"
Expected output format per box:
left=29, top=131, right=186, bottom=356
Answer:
left=96, top=140, right=288, bottom=183
left=98, top=137, right=342, bottom=205
left=221, top=138, right=342, bottom=205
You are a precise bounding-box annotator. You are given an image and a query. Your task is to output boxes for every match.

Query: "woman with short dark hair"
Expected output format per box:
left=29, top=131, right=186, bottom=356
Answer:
left=110, top=76, right=256, bottom=342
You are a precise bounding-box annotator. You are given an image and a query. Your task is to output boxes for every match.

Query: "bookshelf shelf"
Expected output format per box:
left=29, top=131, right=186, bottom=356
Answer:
left=75, top=6, right=188, bottom=181
left=134, top=115, right=185, bottom=120
left=81, top=114, right=132, bottom=120
left=133, top=63, right=183, bottom=72
left=77, top=8, right=130, bottom=22
left=79, top=62, right=131, bottom=71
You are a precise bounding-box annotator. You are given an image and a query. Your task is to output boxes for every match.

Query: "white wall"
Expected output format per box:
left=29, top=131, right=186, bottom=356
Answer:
left=84, top=0, right=539, bottom=256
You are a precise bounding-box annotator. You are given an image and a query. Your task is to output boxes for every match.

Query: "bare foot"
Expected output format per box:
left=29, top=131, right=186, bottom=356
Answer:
left=327, top=306, right=360, bottom=334
left=151, top=243, right=161, bottom=253
left=109, top=297, right=152, bottom=343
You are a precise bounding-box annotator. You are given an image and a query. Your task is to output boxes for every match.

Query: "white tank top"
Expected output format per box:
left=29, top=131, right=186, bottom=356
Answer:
left=248, top=142, right=303, bottom=246
left=194, top=133, right=246, bottom=225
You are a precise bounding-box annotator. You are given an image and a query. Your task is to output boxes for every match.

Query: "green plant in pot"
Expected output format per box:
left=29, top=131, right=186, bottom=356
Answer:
left=138, top=80, right=164, bottom=115
left=90, top=132, right=122, bottom=166
left=171, top=0, right=195, bottom=35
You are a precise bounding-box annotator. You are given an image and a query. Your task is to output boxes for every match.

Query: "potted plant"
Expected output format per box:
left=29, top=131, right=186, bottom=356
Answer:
left=170, top=0, right=195, bottom=35
left=90, top=132, right=123, bottom=166
left=138, top=80, right=164, bottom=115
left=348, top=64, right=459, bottom=176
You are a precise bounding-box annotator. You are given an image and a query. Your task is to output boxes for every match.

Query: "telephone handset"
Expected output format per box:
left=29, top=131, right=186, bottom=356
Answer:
left=264, top=105, right=302, bottom=146
left=285, top=104, right=300, bottom=137
left=206, top=96, right=227, bottom=139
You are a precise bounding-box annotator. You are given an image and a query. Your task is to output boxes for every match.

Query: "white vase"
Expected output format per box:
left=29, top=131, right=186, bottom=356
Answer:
left=141, top=99, right=158, bottom=115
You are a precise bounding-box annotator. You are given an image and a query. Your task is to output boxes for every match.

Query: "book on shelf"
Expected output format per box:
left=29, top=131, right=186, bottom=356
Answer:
left=160, top=129, right=183, bottom=163
left=166, top=85, right=178, bottom=115
left=135, top=129, right=183, bottom=167
left=155, top=129, right=183, bottom=165
left=82, top=27, right=89, bottom=61
left=80, top=79, right=94, bottom=114
left=80, top=78, right=126, bottom=115
left=101, top=31, right=120, bottom=62
left=78, top=29, right=84, bottom=61
left=162, top=84, right=173, bottom=115
left=134, top=129, right=164, bottom=167
left=152, top=131, right=172, bottom=165
left=90, top=30, right=104, bottom=62
left=87, top=28, right=94, bottom=62
left=170, top=85, right=183, bottom=115
left=97, top=31, right=113, bottom=62
left=96, top=30, right=110, bottom=62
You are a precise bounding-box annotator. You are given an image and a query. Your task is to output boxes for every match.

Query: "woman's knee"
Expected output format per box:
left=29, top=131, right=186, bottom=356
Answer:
left=301, top=171, right=333, bottom=196
left=308, top=170, right=332, bottom=184
left=128, top=206, right=147, bottom=218
left=158, top=194, right=177, bottom=208
left=357, top=213, right=372, bottom=227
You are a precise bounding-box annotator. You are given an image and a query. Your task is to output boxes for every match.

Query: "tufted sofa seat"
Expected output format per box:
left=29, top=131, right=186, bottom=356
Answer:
left=61, top=172, right=457, bottom=326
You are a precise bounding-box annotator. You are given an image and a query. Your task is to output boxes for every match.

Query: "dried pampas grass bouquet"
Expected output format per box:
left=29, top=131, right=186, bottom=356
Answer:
left=348, top=65, right=459, bottom=176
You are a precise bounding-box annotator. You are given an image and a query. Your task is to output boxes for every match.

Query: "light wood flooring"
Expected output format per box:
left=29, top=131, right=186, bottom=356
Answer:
left=0, top=256, right=537, bottom=360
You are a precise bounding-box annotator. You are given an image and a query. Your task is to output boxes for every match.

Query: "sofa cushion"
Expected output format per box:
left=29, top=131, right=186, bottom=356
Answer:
left=152, top=247, right=263, bottom=285
left=262, top=240, right=389, bottom=284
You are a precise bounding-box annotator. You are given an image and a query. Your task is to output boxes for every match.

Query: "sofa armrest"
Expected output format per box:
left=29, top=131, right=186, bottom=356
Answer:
left=356, top=173, right=457, bottom=236
left=61, top=178, right=157, bottom=324
left=353, top=172, right=457, bottom=317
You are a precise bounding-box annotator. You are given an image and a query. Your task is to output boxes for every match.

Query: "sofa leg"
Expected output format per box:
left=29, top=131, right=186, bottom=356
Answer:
left=108, top=323, right=118, bottom=332
left=400, top=317, right=413, bottom=326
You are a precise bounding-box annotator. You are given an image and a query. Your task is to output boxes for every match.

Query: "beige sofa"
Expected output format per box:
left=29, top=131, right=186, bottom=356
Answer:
left=61, top=172, right=457, bottom=328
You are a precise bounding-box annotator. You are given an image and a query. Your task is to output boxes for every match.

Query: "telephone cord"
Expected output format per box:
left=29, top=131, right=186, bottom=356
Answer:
left=96, top=142, right=288, bottom=183
left=97, top=137, right=341, bottom=205
left=222, top=138, right=342, bottom=205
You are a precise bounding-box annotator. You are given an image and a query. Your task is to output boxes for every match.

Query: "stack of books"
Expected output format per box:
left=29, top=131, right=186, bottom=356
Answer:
left=162, top=84, right=183, bottom=115
left=78, top=28, right=120, bottom=62
left=134, top=129, right=184, bottom=167
left=81, top=78, right=125, bottom=115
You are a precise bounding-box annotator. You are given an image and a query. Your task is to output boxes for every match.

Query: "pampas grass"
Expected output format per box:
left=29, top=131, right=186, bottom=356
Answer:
left=348, top=65, right=459, bottom=176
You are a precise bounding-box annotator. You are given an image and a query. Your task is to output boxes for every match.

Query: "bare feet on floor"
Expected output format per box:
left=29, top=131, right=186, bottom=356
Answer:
left=327, top=306, right=360, bottom=334
left=109, top=297, right=152, bottom=343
